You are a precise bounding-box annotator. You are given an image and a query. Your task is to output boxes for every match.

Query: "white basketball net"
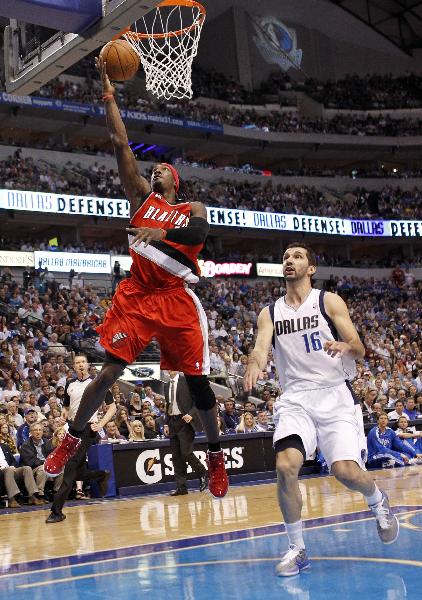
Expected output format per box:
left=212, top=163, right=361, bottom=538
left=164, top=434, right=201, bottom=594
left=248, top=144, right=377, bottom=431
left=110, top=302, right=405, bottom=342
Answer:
left=123, top=1, right=205, bottom=100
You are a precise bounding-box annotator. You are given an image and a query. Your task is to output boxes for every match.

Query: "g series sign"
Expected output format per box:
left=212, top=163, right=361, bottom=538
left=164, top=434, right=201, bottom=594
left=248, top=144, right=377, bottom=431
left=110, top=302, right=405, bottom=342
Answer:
left=135, top=447, right=244, bottom=484
left=112, top=436, right=273, bottom=488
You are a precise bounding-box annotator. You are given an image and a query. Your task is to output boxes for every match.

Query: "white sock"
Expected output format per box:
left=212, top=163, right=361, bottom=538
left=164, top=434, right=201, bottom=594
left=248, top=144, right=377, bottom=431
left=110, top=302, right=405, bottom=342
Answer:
left=365, top=485, right=383, bottom=506
left=285, top=520, right=305, bottom=549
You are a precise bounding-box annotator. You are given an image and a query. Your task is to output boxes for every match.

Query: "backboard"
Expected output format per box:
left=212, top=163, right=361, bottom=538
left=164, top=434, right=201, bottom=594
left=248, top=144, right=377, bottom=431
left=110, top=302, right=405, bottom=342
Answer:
left=4, top=0, right=160, bottom=95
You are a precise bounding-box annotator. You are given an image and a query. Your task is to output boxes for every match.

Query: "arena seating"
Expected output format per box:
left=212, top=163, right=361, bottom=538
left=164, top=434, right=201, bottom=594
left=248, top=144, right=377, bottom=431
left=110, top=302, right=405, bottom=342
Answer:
left=1, top=262, right=421, bottom=499
left=299, top=73, right=422, bottom=110
left=2, top=234, right=421, bottom=269
left=1, top=154, right=422, bottom=220
left=1, top=64, right=422, bottom=492
left=37, top=75, right=422, bottom=136
left=54, top=58, right=422, bottom=111
left=32, top=67, right=422, bottom=137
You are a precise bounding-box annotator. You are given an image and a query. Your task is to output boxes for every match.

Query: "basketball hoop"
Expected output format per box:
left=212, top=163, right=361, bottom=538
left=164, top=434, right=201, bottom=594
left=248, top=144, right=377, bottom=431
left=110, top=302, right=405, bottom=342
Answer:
left=117, top=0, right=206, bottom=100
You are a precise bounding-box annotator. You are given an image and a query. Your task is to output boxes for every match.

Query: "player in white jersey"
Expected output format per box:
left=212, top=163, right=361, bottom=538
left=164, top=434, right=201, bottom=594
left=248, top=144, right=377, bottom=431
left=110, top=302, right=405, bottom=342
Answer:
left=245, top=243, right=399, bottom=577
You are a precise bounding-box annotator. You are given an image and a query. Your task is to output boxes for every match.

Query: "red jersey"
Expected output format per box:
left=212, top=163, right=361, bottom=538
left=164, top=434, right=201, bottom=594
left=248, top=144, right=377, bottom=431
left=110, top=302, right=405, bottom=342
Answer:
left=128, top=191, right=203, bottom=289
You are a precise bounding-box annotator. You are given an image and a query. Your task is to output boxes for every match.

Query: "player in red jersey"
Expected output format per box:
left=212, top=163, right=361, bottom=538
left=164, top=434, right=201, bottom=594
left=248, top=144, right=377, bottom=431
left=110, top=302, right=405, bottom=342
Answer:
left=44, top=56, right=228, bottom=498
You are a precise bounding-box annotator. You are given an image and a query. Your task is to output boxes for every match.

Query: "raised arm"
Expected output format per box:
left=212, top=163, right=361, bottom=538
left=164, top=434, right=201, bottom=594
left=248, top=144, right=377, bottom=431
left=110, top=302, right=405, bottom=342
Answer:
left=244, top=306, right=274, bottom=391
left=96, top=56, right=150, bottom=215
left=323, top=292, right=365, bottom=359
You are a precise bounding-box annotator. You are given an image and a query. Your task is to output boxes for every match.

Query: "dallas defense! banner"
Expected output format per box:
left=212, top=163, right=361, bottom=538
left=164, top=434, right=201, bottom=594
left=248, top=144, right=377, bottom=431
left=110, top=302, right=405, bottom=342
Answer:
left=1, top=189, right=421, bottom=237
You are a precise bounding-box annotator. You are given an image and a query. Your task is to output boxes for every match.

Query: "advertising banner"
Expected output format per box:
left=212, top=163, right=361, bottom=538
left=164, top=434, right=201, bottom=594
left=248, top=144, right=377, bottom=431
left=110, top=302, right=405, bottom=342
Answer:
left=1, top=187, right=421, bottom=238
left=0, top=251, right=34, bottom=267
left=207, top=207, right=422, bottom=238
left=112, top=255, right=132, bottom=271
left=0, top=92, right=224, bottom=134
left=34, top=251, right=111, bottom=274
left=112, top=257, right=255, bottom=278
left=198, top=259, right=253, bottom=277
left=256, top=263, right=284, bottom=277
left=112, top=434, right=274, bottom=488
left=1, top=189, right=130, bottom=219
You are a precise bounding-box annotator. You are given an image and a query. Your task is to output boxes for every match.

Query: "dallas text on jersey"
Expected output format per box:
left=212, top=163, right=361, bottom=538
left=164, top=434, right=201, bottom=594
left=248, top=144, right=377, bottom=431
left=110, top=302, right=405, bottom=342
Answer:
left=275, top=315, right=319, bottom=336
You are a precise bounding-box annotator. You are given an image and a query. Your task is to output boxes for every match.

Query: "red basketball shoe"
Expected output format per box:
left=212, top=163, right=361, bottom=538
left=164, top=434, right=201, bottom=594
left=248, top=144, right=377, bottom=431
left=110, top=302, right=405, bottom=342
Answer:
left=44, top=432, right=81, bottom=476
left=206, top=450, right=229, bottom=498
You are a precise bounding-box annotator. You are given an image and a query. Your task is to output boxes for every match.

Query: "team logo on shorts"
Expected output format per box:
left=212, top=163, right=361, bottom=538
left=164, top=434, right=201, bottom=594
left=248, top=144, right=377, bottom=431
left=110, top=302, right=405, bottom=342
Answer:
left=112, top=332, right=128, bottom=347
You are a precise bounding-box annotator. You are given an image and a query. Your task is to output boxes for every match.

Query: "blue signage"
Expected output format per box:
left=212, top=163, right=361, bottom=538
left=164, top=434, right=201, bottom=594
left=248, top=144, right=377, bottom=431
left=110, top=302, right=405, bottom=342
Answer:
left=0, top=92, right=224, bottom=134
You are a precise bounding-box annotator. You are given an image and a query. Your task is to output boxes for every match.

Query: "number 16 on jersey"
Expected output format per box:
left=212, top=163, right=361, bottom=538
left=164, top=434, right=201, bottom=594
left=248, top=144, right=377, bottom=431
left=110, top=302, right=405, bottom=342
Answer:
left=302, top=331, right=322, bottom=353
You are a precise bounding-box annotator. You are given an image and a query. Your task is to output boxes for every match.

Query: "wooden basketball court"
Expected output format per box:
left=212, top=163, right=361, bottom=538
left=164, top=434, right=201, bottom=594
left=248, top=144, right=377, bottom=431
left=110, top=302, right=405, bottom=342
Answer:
left=1, top=465, right=421, bottom=600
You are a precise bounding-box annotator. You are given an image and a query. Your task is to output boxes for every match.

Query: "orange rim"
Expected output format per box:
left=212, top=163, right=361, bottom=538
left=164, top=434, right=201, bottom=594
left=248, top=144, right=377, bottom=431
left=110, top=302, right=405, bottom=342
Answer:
left=114, top=0, right=206, bottom=41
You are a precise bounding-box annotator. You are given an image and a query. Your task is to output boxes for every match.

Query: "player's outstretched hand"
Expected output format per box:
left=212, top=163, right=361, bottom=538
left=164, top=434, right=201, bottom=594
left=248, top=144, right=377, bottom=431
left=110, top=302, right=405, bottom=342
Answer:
left=95, top=55, right=115, bottom=96
left=127, top=226, right=166, bottom=247
left=244, top=363, right=262, bottom=392
left=323, top=340, right=350, bottom=358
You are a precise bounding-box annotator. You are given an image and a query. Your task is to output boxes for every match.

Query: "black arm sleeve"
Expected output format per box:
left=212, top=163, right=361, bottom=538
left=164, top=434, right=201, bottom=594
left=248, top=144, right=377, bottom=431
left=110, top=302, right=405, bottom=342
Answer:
left=104, top=391, right=114, bottom=406
left=164, top=217, right=210, bottom=245
left=63, top=381, right=71, bottom=408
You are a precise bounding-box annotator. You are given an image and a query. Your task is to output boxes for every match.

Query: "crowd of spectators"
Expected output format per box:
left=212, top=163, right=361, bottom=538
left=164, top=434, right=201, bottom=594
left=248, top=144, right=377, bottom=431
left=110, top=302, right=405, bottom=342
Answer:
left=197, top=274, right=421, bottom=394
left=0, top=254, right=421, bottom=504
left=2, top=236, right=126, bottom=256
left=2, top=47, right=422, bottom=505
left=300, top=73, right=422, bottom=111
left=198, top=273, right=422, bottom=467
left=173, top=159, right=422, bottom=180
left=36, top=72, right=422, bottom=136
left=216, top=111, right=422, bottom=137
left=3, top=233, right=422, bottom=271
left=2, top=152, right=422, bottom=220
left=5, top=52, right=422, bottom=134
left=255, top=71, right=422, bottom=111
left=5, top=137, right=422, bottom=180
left=0, top=152, right=125, bottom=199
left=58, top=56, right=292, bottom=106
left=211, top=250, right=422, bottom=270
left=60, top=53, right=422, bottom=112
left=198, top=178, right=422, bottom=219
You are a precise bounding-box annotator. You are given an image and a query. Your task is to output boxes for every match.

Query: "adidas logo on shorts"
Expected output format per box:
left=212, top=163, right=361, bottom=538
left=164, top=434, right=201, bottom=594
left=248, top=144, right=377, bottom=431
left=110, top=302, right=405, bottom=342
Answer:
left=112, top=332, right=128, bottom=346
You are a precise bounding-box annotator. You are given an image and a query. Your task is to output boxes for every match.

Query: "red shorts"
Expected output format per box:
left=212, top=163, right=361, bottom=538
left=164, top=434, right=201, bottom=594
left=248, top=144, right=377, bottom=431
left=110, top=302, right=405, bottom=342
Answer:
left=96, top=279, right=210, bottom=375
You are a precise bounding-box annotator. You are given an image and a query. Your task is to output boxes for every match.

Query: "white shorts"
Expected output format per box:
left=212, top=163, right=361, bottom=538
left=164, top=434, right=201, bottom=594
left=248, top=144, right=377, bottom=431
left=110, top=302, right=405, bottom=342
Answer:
left=273, top=382, right=367, bottom=470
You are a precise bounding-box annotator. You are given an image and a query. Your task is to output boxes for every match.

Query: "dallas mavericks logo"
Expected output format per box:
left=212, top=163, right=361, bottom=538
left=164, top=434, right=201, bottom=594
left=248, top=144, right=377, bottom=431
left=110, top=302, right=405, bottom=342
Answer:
left=253, top=16, right=302, bottom=72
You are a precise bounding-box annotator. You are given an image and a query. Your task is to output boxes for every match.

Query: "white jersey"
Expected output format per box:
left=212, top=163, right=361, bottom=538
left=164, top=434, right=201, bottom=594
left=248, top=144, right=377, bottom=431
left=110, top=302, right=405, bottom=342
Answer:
left=64, top=377, right=113, bottom=422
left=270, top=289, right=356, bottom=392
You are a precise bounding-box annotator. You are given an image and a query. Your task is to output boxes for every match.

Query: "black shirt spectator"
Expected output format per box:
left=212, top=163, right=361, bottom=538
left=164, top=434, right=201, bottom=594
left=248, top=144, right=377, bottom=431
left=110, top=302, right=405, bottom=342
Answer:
left=221, top=399, right=240, bottom=432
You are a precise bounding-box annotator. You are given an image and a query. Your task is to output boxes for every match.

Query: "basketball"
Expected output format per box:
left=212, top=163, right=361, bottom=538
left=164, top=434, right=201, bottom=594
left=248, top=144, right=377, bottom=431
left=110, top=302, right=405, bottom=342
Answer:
left=100, top=39, right=140, bottom=81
